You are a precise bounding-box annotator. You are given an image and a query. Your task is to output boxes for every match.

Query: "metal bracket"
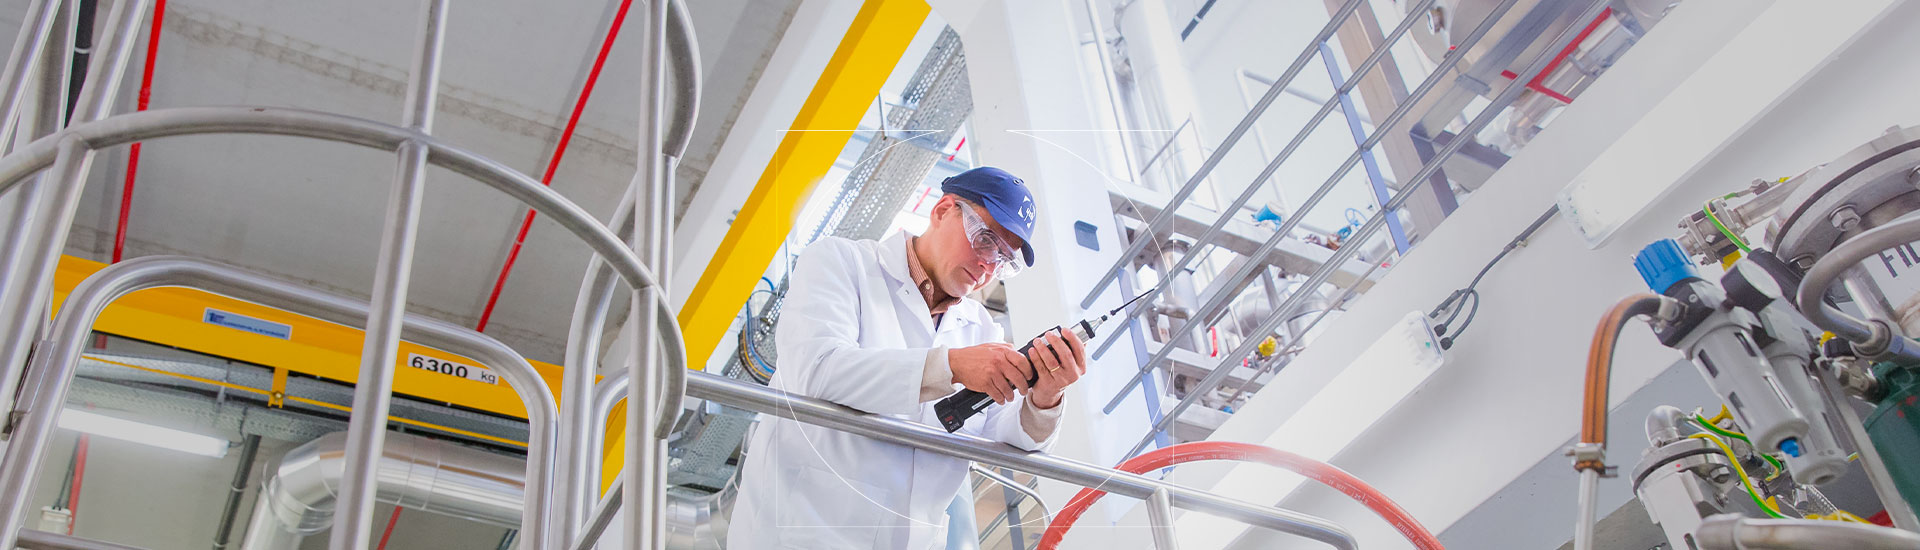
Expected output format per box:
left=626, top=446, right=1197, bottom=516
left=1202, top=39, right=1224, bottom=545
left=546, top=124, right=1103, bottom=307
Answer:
left=268, top=367, right=289, bottom=407
left=1568, top=442, right=1617, bottom=478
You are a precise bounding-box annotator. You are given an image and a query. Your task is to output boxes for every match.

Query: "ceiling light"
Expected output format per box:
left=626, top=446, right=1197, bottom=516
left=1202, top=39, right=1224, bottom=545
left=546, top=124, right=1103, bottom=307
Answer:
left=57, top=409, right=229, bottom=458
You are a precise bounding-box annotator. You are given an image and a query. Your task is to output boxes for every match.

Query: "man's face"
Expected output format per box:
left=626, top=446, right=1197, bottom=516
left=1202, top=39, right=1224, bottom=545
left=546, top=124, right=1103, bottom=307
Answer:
left=924, top=196, right=1025, bottom=298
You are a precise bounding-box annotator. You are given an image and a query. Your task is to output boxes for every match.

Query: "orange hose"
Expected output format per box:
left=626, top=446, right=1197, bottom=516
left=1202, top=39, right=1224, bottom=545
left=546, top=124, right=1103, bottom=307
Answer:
left=1579, top=294, right=1664, bottom=470
left=1037, top=441, right=1442, bottom=550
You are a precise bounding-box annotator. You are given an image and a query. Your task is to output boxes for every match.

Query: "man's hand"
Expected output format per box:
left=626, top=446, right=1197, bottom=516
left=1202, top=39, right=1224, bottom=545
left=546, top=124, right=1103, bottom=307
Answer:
left=1025, top=328, right=1086, bottom=409
left=950, top=343, right=1032, bottom=405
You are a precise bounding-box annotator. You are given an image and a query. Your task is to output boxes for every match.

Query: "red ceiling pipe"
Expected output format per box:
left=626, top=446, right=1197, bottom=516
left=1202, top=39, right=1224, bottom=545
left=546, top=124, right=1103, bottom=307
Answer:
left=1495, top=8, right=1612, bottom=105
left=112, top=0, right=168, bottom=264
left=375, top=507, right=403, bottom=550
left=64, top=435, right=89, bottom=535
left=1037, top=441, right=1443, bottom=550
left=474, top=0, right=634, bottom=332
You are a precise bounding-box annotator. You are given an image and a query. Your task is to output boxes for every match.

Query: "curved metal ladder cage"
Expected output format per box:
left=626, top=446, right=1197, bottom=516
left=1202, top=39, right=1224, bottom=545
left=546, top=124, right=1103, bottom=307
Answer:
left=0, top=0, right=695, bottom=548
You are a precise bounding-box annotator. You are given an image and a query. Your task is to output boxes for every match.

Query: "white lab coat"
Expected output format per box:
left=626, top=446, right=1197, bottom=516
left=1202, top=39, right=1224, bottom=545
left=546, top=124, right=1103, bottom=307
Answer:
left=726, top=232, right=1056, bottom=550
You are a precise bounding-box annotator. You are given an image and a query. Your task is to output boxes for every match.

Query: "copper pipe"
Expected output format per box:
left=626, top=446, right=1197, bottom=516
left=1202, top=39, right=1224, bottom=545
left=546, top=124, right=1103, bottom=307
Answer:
left=1580, top=294, right=1665, bottom=467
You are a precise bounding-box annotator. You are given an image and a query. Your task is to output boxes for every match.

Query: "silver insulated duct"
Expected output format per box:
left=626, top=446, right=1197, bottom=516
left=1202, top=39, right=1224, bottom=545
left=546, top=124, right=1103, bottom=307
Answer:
left=242, top=431, right=729, bottom=549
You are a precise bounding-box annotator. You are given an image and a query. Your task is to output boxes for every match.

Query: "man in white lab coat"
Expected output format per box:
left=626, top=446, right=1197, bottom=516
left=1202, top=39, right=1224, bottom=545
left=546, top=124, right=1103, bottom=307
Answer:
left=726, top=167, right=1087, bottom=549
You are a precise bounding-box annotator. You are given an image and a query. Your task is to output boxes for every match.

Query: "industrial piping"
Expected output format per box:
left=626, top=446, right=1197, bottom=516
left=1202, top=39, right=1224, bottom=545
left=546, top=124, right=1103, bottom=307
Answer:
left=242, top=431, right=729, bottom=550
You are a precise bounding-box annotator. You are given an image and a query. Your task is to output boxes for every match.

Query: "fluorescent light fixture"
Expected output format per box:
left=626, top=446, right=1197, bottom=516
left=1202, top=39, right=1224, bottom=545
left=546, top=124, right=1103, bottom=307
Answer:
left=1171, top=311, right=1444, bottom=548
left=57, top=409, right=229, bottom=458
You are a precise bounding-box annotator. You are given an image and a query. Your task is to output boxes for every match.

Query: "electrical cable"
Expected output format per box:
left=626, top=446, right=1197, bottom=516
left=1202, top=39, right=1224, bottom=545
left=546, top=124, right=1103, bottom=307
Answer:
left=1704, top=192, right=1753, bottom=254
left=1430, top=206, right=1557, bottom=345
left=1037, top=441, right=1443, bottom=550
left=1690, top=433, right=1787, bottom=519
left=1692, top=414, right=1785, bottom=473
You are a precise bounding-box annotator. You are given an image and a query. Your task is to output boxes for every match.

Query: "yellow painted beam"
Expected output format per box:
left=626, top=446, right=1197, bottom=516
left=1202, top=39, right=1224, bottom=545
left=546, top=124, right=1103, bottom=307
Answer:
left=51, top=255, right=567, bottom=419
left=675, top=0, right=932, bottom=370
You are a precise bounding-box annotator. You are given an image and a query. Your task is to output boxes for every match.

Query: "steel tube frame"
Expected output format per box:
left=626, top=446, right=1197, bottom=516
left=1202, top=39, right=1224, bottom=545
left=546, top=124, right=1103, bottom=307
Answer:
left=0, top=256, right=561, bottom=549
left=331, top=1, right=447, bottom=546
left=627, top=0, right=671, bottom=547
left=557, top=0, right=698, bottom=540
left=1798, top=214, right=1920, bottom=363
left=1080, top=0, right=1369, bottom=309
left=0, top=0, right=149, bottom=429
left=0, top=105, right=685, bottom=547
left=679, top=370, right=1356, bottom=550
left=1100, top=0, right=1525, bottom=409
left=1103, top=0, right=1432, bottom=328
left=971, top=464, right=1052, bottom=522
left=1123, top=0, right=1610, bottom=457
left=1147, top=487, right=1180, bottom=550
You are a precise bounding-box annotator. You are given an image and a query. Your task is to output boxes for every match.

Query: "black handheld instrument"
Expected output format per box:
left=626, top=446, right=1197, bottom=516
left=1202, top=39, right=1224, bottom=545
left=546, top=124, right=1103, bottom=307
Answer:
left=933, top=290, right=1151, bottom=432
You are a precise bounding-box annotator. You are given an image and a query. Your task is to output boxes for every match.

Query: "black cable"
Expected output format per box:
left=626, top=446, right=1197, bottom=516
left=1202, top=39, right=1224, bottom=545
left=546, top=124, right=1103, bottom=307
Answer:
left=1432, top=205, right=1559, bottom=343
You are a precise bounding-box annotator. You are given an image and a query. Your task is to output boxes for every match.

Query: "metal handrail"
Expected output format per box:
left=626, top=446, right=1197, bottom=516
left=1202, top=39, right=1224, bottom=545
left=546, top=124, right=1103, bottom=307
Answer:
left=1090, top=0, right=1443, bottom=370
left=1101, top=0, right=1525, bottom=413
left=1080, top=0, right=1370, bottom=309
left=1122, top=0, right=1615, bottom=458
left=972, top=463, right=1053, bottom=520
left=680, top=369, right=1358, bottom=549
left=0, top=256, right=560, bottom=549
left=15, top=529, right=146, bottom=550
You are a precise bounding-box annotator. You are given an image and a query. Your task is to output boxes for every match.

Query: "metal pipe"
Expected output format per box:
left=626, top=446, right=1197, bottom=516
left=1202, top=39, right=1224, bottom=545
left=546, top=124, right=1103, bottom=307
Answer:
left=1696, top=514, right=1920, bottom=550
left=331, top=1, right=448, bottom=546
left=1081, top=0, right=1369, bottom=308
left=244, top=431, right=529, bottom=549
left=1812, top=359, right=1920, bottom=531
left=0, top=256, right=560, bottom=550
left=0, top=0, right=150, bottom=432
left=1147, top=487, right=1179, bottom=550
left=1080, top=0, right=1138, bottom=178
left=212, top=434, right=263, bottom=550
left=557, top=184, right=635, bottom=540
left=16, top=530, right=147, bottom=550
left=970, top=464, right=1052, bottom=520
left=627, top=0, right=671, bottom=546
left=1841, top=266, right=1900, bottom=331
left=1101, top=0, right=1526, bottom=411
left=1799, top=214, right=1920, bottom=363
left=681, top=370, right=1358, bottom=549
left=576, top=476, right=623, bottom=550
left=1573, top=468, right=1598, bottom=550
left=0, top=106, right=682, bottom=366
left=1123, top=0, right=1613, bottom=456
left=663, top=0, right=700, bottom=159
left=0, top=0, right=62, bottom=151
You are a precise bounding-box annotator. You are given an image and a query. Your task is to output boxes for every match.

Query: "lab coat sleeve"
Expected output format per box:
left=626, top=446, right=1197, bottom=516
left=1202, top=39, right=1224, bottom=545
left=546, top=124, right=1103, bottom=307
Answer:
left=775, top=238, right=927, bottom=416
left=962, top=319, right=1061, bottom=452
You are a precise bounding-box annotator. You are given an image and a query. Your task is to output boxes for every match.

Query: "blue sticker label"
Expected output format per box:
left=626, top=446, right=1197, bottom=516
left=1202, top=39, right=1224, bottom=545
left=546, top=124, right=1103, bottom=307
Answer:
left=203, top=308, right=293, bottom=340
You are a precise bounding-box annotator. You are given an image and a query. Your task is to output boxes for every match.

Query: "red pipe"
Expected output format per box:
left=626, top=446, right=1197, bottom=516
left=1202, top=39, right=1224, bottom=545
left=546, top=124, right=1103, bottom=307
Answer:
left=474, top=0, right=634, bottom=332
left=1495, top=8, right=1611, bottom=105
left=375, top=506, right=403, bottom=550
left=65, top=435, right=89, bottom=535
left=1038, top=441, right=1442, bottom=550
left=111, top=0, right=168, bottom=263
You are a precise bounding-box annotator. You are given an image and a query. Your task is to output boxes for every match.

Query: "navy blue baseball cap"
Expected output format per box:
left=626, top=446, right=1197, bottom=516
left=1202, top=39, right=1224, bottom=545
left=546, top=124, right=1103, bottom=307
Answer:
left=941, top=166, right=1036, bottom=266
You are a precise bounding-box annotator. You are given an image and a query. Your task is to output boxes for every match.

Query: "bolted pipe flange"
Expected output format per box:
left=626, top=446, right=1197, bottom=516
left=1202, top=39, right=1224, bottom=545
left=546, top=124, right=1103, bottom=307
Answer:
left=1831, top=205, right=1863, bottom=232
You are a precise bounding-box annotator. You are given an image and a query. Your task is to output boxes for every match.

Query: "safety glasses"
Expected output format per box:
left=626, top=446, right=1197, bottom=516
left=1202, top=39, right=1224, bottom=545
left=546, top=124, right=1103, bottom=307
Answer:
left=957, top=202, right=1025, bottom=279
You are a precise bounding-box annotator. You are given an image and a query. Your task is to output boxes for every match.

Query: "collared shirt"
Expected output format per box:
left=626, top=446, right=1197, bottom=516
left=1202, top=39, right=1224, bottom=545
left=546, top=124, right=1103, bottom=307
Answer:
left=903, top=235, right=962, bottom=319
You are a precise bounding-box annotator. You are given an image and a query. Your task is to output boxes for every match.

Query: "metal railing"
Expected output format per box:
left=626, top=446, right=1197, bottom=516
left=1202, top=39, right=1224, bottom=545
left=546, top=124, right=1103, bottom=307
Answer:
left=1086, top=0, right=1613, bottom=457
left=0, top=2, right=1365, bottom=548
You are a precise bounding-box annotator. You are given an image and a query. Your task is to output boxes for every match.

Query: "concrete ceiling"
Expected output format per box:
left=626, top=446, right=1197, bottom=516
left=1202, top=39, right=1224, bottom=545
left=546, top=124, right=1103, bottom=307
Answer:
left=0, top=0, right=801, bottom=361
